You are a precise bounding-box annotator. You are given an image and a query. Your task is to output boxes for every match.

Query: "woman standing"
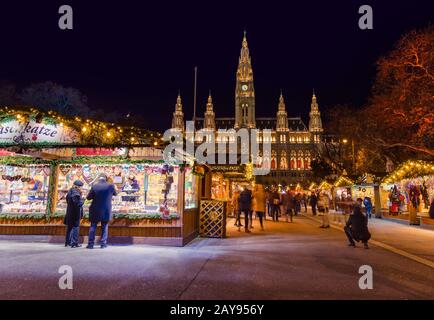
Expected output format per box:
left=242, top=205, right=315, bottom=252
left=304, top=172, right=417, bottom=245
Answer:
left=64, top=180, right=84, bottom=248
left=252, top=184, right=266, bottom=231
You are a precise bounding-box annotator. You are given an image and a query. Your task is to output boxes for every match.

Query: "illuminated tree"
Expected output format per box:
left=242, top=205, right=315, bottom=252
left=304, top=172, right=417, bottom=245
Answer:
left=365, top=25, right=434, bottom=157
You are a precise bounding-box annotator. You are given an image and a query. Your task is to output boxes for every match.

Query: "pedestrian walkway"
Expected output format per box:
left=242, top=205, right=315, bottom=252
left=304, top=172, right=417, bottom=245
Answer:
left=303, top=209, right=434, bottom=265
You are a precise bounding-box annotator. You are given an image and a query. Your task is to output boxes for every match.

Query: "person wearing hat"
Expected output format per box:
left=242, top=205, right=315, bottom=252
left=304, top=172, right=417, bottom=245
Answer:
left=64, top=180, right=85, bottom=248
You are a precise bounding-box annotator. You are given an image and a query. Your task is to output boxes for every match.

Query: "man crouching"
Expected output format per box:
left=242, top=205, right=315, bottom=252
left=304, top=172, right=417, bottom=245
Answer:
left=344, top=198, right=371, bottom=249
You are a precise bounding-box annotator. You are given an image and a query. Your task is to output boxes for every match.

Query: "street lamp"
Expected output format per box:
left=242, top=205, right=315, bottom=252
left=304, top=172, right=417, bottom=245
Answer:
left=342, top=138, right=355, bottom=172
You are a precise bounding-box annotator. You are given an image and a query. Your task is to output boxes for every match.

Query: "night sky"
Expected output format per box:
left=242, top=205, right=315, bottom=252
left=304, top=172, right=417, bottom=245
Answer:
left=0, top=0, right=433, bottom=131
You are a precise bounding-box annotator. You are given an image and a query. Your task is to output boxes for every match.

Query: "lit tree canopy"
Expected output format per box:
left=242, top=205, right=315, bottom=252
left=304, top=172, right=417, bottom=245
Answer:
left=365, top=25, right=434, bottom=157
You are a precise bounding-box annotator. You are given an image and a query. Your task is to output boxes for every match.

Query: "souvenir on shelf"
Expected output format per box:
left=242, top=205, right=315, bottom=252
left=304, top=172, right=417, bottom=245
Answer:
left=0, top=165, right=50, bottom=214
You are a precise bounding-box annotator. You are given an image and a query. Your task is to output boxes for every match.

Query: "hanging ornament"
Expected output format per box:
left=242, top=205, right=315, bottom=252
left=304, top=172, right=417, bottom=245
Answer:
left=59, top=165, right=71, bottom=176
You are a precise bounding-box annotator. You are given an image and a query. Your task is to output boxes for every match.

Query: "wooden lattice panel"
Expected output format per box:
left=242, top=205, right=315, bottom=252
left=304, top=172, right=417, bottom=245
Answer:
left=199, top=200, right=226, bottom=238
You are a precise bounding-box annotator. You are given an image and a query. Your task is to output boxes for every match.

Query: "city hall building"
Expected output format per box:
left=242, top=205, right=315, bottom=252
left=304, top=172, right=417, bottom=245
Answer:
left=171, top=33, right=324, bottom=186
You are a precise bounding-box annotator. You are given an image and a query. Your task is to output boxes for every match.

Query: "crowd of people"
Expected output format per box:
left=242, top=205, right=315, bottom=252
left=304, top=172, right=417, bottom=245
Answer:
left=63, top=176, right=374, bottom=250
left=230, top=185, right=372, bottom=249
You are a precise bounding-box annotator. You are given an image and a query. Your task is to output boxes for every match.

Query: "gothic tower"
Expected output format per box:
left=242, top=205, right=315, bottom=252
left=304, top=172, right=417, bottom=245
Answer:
left=308, top=91, right=323, bottom=143
left=203, top=92, right=216, bottom=130
left=276, top=91, right=289, bottom=131
left=171, top=93, right=184, bottom=131
left=235, top=31, right=255, bottom=129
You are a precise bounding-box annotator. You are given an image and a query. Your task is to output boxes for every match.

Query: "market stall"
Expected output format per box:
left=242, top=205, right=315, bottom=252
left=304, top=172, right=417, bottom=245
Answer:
left=0, top=107, right=202, bottom=246
left=332, top=175, right=354, bottom=214
left=381, top=160, right=434, bottom=225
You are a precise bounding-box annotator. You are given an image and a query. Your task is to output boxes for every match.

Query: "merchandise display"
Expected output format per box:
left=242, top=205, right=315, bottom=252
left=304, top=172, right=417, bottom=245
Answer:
left=0, top=165, right=50, bottom=214
left=184, top=167, right=198, bottom=209
left=56, top=163, right=179, bottom=217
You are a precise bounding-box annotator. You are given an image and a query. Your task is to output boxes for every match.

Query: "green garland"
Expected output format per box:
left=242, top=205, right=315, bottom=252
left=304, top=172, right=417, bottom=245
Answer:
left=0, top=155, right=166, bottom=166
left=58, top=156, right=165, bottom=165
left=0, top=156, right=51, bottom=165
left=51, top=212, right=180, bottom=220
left=0, top=213, right=46, bottom=220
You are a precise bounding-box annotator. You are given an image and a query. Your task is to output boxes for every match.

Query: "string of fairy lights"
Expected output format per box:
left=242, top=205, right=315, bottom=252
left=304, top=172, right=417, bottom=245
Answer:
left=383, top=160, right=434, bottom=184
left=0, top=106, right=164, bottom=146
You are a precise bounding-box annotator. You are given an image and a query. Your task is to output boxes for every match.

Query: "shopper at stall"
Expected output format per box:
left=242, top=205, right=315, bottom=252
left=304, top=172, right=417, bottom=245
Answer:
left=64, top=180, right=84, bottom=248
left=310, top=191, right=318, bottom=216
left=238, top=186, right=253, bottom=233
left=344, top=198, right=371, bottom=249
left=86, top=174, right=117, bottom=249
left=252, top=184, right=266, bottom=231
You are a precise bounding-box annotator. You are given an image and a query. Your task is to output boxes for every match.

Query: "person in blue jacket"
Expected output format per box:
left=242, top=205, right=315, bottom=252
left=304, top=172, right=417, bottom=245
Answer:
left=86, top=174, right=117, bottom=249
left=363, top=196, right=373, bottom=219
left=64, top=180, right=84, bottom=248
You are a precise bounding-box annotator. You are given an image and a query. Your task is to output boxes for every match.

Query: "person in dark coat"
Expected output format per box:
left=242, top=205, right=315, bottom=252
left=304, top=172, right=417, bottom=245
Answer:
left=64, top=180, right=84, bottom=248
left=294, top=193, right=302, bottom=216
left=281, top=189, right=293, bottom=223
left=238, top=187, right=253, bottom=233
left=270, top=189, right=280, bottom=222
left=310, top=192, right=318, bottom=216
left=344, top=198, right=371, bottom=249
left=86, top=174, right=117, bottom=249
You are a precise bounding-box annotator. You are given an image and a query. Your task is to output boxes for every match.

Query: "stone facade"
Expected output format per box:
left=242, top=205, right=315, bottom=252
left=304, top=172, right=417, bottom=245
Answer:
left=171, top=33, right=324, bottom=186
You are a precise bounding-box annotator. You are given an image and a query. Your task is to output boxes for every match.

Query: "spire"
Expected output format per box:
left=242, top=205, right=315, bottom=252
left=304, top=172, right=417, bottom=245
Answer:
left=204, top=91, right=216, bottom=130
left=176, top=92, right=183, bottom=111
left=309, top=91, right=323, bottom=135
left=239, top=30, right=250, bottom=64
left=172, top=92, right=184, bottom=131
left=311, top=91, right=318, bottom=111
left=276, top=92, right=288, bottom=131
left=278, top=90, right=286, bottom=111
left=206, top=91, right=214, bottom=111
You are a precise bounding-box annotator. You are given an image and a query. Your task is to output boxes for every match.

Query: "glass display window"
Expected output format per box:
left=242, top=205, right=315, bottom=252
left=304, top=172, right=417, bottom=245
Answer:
left=0, top=164, right=50, bottom=214
left=56, top=163, right=179, bottom=217
left=184, top=167, right=198, bottom=209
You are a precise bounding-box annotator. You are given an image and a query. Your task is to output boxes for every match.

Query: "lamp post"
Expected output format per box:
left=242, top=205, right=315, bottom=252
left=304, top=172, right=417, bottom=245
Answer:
left=342, top=138, right=355, bottom=173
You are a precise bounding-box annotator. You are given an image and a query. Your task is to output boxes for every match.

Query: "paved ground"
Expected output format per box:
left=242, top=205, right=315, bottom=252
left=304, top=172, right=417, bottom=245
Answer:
left=305, top=210, right=434, bottom=263
left=0, top=215, right=433, bottom=300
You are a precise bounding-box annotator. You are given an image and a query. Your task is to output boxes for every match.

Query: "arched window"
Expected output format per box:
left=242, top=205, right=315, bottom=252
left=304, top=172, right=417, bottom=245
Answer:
left=290, top=150, right=296, bottom=170
left=271, top=150, right=277, bottom=170
left=297, top=150, right=304, bottom=170
left=262, top=150, right=270, bottom=171
left=280, top=150, right=288, bottom=169
left=304, top=150, right=311, bottom=169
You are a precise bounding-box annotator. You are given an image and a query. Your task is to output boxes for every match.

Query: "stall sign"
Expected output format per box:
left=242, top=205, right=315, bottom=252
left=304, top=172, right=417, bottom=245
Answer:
left=0, top=119, right=78, bottom=144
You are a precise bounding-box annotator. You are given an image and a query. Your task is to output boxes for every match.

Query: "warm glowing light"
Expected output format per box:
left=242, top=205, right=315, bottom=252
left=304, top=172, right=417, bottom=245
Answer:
left=106, top=132, right=111, bottom=138
left=342, top=139, right=348, bottom=144
left=82, top=127, right=87, bottom=133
